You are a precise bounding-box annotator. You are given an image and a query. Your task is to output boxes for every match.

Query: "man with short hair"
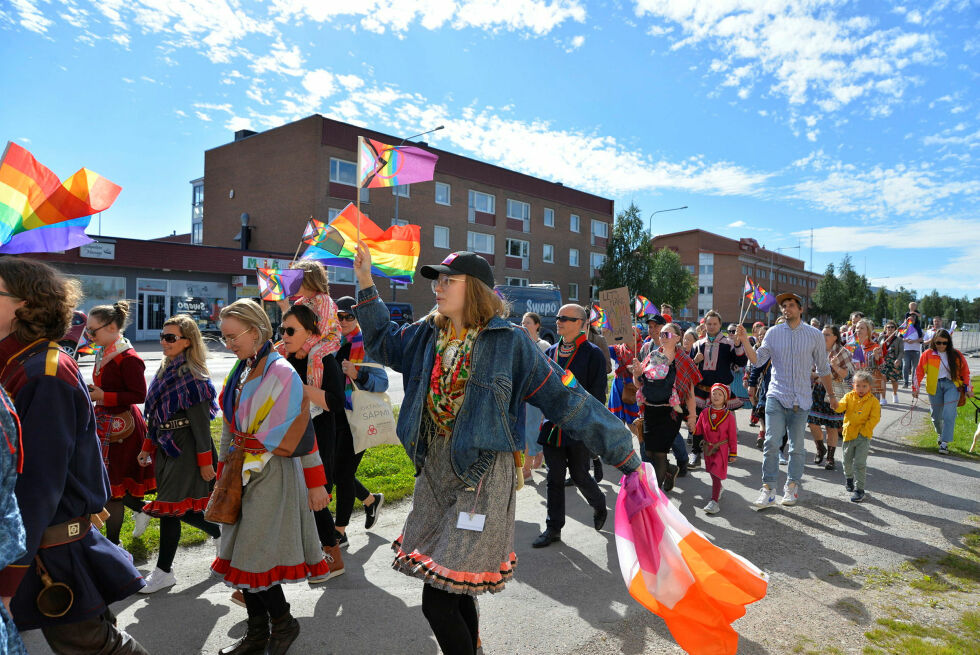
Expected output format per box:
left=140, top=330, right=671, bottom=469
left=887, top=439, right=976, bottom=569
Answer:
left=534, top=304, right=609, bottom=548
left=738, top=293, right=837, bottom=509
left=923, top=316, right=943, bottom=344
left=809, top=318, right=821, bottom=328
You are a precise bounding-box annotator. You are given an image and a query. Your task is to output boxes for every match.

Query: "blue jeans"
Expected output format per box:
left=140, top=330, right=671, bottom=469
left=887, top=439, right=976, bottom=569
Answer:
left=762, top=398, right=809, bottom=488
left=928, top=377, right=960, bottom=444
left=902, top=350, right=920, bottom=386
left=671, top=433, right=688, bottom=468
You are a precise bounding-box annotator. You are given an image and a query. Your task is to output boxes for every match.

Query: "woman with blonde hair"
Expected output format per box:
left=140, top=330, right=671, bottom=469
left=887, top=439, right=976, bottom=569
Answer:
left=852, top=319, right=885, bottom=403
left=351, top=248, right=640, bottom=655
left=212, top=299, right=329, bottom=655
left=85, top=300, right=156, bottom=546
left=136, top=314, right=221, bottom=593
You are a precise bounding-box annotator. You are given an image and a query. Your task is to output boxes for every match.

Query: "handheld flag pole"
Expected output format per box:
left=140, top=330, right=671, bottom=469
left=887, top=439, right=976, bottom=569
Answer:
left=292, top=217, right=312, bottom=262
left=738, top=276, right=751, bottom=325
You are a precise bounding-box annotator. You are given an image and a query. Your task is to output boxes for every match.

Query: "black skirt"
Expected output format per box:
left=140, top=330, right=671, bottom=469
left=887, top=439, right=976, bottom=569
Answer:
left=643, top=404, right=683, bottom=453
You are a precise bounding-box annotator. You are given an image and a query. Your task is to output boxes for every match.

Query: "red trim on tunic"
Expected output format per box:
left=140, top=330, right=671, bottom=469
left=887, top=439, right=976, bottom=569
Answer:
left=0, top=564, right=28, bottom=597
left=391, top=536, right=517, bottom=594
left=110, top=477, right=156, bottom=499
left=142, top=496, right=210, bottom=517
left=303, top=465, right=327, bottom=488
left=141, top=438, right=156, bottom=454
left=210, top=557, right=330, bottom=589
left=196, top=451, right=213, bottom=467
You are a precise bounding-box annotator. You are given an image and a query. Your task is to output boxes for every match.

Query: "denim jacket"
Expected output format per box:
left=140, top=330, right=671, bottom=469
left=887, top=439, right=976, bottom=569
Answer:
left=354, top=286, right=641, bottom=487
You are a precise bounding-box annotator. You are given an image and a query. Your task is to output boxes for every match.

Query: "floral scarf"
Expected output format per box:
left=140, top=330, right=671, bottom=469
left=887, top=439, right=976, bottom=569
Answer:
left=342, top=327, right=365, bottom=411
left=144, top=354, right=218, bottom=458
left=94, top=334, right=133, bottom=375
left=426, top=324, right=479, bottom=433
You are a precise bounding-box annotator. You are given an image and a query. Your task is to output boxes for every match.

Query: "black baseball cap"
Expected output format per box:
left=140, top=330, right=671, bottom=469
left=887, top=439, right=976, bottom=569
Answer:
left=420, top=251, right=495, bottom=289
left=336, top=296, right=356, bottom=313
left=646, top=314, right=666, bottom=326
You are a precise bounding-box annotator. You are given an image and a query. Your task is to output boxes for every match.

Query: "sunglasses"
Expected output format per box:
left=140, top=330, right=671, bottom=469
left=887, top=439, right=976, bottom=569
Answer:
left=281, top=327, right=300, bottom=337
left=337, top=313, right=356, bottom=322
left=85, top=322, right=111, bottom=338
left=934, top=340, right=949, bottom=346
left=556, top=315, right=583, bottom=323
left=660, top=330, right=676, bottom=339
left=159, top=333, right=186, bottom=343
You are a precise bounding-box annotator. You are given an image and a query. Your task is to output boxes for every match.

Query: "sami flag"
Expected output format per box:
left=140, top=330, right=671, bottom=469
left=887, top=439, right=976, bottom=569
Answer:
left=616, top=464, right=768, bottom=655
left=635, top=295, right=658, bottom=317
left=743, top=278, right=777, bottom=312
left=301, top=203, right=421, bottom=283
left=257, top=268, right=304, bottom=302
left=357, top=136, right=438, bottom=189
left=0, top=142, right=121, bottom=254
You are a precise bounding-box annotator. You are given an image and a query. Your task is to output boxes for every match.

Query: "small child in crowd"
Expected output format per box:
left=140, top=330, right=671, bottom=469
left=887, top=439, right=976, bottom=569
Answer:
left=694, top=383, right=737, bottom=514
left=834, top=370, right=881, bottom=502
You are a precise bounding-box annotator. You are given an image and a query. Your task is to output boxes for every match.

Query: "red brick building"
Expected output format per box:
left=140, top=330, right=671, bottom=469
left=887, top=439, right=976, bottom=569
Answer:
left=199, top=115, right=615, bottom=310
left=649, top=230, right=821, bottom=324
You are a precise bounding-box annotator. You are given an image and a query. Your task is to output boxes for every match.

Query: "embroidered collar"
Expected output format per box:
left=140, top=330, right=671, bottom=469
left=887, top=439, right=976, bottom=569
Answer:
left=556, top=332, right=587, bottom=366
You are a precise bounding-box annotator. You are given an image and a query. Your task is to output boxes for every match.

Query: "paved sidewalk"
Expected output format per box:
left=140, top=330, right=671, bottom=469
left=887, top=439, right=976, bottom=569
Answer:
left=20, top=360, right=980, bottom=654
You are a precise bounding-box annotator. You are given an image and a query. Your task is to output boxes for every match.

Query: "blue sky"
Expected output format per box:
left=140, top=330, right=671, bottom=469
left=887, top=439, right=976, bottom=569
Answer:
left=2, top=0, right=978, bottom=298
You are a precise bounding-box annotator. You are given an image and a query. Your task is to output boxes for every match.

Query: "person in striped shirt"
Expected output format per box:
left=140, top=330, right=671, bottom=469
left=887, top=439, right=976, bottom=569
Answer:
left=737, top=293, right=837, bottom=510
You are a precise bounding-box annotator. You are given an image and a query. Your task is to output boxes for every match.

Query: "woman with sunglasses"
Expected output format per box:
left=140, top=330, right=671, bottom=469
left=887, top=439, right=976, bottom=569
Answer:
left=914, top=329, right=973, bottom=454
left=807, top=324, right=852, bottom=470
left=276, top=260, right=341, bottom=367
left=85, top=301, right=156, bottom=546
left=330, top=296, right=387, bottom=548
left=350, top=247, right=640, bottom=655
left=878, top=320, right=903, bottom=404
left=629, top=323, right=700, bottom=491
left=135, top=315, right=221, bottom=593
left=212, top=299, right=329, bottom=655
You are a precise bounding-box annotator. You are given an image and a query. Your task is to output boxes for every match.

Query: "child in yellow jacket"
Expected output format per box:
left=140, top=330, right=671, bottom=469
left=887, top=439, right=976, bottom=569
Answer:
left=834, top=370, right=881, bottom=502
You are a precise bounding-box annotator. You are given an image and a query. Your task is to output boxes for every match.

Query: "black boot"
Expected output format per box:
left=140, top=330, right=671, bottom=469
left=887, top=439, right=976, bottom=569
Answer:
left=824, top=446, right=836, bottom=470
left=813, top=439, right=826, bottom=465
left=267, top=610, right=300, bottom=655
left=218, top=616, right=269, bottom=655
left=592, top=456, right=603, bottom=482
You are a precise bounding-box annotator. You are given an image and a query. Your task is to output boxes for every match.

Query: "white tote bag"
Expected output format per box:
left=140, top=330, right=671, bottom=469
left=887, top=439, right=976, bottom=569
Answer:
left=346, top=362, right=400, bottom=453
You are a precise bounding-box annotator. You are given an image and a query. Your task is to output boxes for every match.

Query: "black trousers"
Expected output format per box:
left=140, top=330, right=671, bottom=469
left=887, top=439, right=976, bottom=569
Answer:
left=40, top=608, right=149, bottom=655
left=157, top=510, right=221, bottom=572
left=421, top=584, right=478, bottom=655
left=332, top=426, right=370, bottom=527
left=543, top=440, right=605, bottom=531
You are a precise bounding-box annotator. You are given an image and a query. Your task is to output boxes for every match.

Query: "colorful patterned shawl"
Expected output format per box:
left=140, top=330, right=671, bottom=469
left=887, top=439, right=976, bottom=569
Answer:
left=341, top=326, right=366, bottom=411
left=144, top=354, right=218, bottom=458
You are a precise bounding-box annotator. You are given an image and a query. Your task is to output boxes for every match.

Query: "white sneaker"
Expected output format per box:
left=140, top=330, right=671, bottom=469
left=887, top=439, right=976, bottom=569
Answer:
left=752, top=485, right=777, bottom=510
left=138, top=567, right=176, bottom=594
left=132, top=511, right=151, bottom=538
left=880, top=397, right=887, bottom=406
left=703, top=500, right=720, bottom=514
left=781, top=482, right=800, bottom=506
left=892, top=393, right=899, bottom=404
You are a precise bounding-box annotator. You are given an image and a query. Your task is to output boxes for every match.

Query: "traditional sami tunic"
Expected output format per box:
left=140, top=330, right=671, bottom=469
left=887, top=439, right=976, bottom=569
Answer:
left=538, top=333, right=607, bottom=447
left=0, top=337, right=143, bottom=631
left=94, top=349, right=156, bottom=498
left=0, top=387, right=27, bottom=654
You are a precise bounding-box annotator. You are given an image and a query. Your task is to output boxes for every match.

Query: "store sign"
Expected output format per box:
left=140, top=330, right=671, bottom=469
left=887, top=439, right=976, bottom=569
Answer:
left=243, top=256, right=291, bottom=271
left=80, top=242, right=115, bottom=260
left=173, top=297, right=209, bottom=314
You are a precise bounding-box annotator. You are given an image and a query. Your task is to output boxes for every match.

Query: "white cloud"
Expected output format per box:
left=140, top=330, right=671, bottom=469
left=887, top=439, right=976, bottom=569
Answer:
left=195, top=111, right=212, bottom=122
left=9, top=0, right=51, bottom=33
left=268, top=0, right=587, bottom=35
left=728, top=220, right=746, bottom=227
left=568, top=34, right=585, bottom=51
left=18, top=137, right=31, bottom=144
left=923, top=127, right=980, bottom=148
left=250, top=40, right=304, bottom=77
left=632, top=0, right=941, bottom=126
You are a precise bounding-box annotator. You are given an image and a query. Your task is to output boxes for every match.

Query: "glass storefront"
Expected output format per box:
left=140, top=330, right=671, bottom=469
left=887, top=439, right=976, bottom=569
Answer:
left=73, top=274, right=127, bottom=314
left=136, top=278, right=229, bottom=340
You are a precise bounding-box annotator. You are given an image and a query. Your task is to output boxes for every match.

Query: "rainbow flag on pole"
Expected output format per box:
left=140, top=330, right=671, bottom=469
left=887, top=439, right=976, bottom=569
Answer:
left=257, top=268, right=304, bottom=302
left=0, top=142, right=121, bottom=254
left=590, top=304, right=610, bottom=330
left=634, top=295, right=658, bottom=318
left=616, top=463, right=768, bottom=655
left=743, top=278, right=777, bottom=312
left=357, top=136, right=438, bottom=189
left=300, top=203, right=421, bottom=283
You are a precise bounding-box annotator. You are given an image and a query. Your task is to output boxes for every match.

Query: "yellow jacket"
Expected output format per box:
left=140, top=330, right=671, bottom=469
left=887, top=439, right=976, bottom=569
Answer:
left=834, top=391, right=881, bottom=441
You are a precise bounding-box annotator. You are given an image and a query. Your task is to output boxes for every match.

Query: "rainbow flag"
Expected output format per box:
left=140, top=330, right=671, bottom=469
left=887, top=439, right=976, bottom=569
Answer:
left=0, top=142, right=121, bottom=254
left=560, top=369, right=578, bottom=389
left=743, top=278, right=776, bottom=312
left=897, top=316, right=916, bottom=339
left=300, top=203, right=420, bottom=283
left=357, top=136, right=438, bottom=189
left=635, top=295, right=658, bottom=318
left=257, top=268, right=304, bottom=302
left=616, top=463, right=768, bottom=655
left=590, top=304, right=610, bottom=330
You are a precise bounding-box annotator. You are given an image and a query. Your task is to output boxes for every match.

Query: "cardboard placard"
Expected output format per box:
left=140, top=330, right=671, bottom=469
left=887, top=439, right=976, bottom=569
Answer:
left=599, top=287, right=633, bottom=344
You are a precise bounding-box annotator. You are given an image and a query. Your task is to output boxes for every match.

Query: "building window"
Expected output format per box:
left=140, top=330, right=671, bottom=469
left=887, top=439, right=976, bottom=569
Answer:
left=435, top=182, right=451, bottom=206
left=569, top=248, right=579, bottom=267
left=468, top=190, right=495, bottom=215
left=758, top=269, right=767, bottom=279
left=570, top=214, right=580, bottom=233
left=543, top=207, right=554, bottom=227
left=699, top=286, right=713, bottom=295
left=192, top=222, right=202, bottom=244
left=568, top=282, right=579, bottom=300
left=392, top=185, right=410, bottom=198
left=191, top=180, right=203, bottom=245
left=328, top=208, right=343, bottom=220
left=392, top=218, right=408, bottom=226
left=590, top=219, right=608, bottom=245
left=329, top=158, right=357, bottom=186
left=507, top=199, right=530, bottom=232
left=506, top=238, right=529, bottom=258
left=326, top=266, right=355, bottom=284
left=542, top=244, right=554, bottom=263
left=506, top=277, right=528, bottom=287
left=434, top=225, right=449, bottom=249
left=590, top=252, right=606, bottom=271
left=467, top=231, right=494, bottom=254
left=699, top=264, right=714, bottom=274
left=684, top=264, right=695, bottom=274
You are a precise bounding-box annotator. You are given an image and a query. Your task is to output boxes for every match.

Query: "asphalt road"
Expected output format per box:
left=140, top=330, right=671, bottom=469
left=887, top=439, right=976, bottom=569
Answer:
left=21, top=356, right=980, bottom=654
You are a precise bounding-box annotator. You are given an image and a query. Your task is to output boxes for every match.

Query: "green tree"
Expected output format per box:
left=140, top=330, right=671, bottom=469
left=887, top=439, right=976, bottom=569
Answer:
left=873, top=287, right=890, bottom=324
left=647, top=247, right=698, bottom=312
left=919, top=289, right=944, bottom=321
left=838, top=255, right=873, bottom=316
left=595, top=202, right=659, bottom=299
left=813, top=263, right=845, bottom=322
left=889, top=286, right=916, bottom=320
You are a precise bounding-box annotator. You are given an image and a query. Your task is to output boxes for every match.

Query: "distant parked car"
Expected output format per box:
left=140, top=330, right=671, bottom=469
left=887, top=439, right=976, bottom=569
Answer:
left=385, top=302, right=415, bottom=326
left=60, top=310, right=87, bottom=359
left=494, top=284, right=562, bottom=344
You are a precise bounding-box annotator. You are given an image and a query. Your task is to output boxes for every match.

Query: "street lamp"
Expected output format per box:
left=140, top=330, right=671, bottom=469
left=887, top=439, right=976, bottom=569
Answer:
left=648, top=206, right=688, bottom=236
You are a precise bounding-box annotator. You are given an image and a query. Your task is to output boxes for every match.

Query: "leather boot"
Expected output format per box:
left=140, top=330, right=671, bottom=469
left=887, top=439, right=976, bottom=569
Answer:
left=267, top=610, right=300, bottom=655
left=218, top=615, right=269, bottom=655
left=813, top=439, right=826, bottom=465
left=824, top=446, right=836, bottom=470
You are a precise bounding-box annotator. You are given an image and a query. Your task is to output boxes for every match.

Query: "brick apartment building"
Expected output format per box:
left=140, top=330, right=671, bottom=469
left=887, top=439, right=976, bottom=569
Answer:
left=650, top=230, right=822, bottom=324
left=198, top=115, right=614, bottom=312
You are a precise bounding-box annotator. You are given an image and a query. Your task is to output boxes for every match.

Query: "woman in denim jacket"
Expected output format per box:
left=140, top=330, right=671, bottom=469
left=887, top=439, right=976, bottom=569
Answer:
left=352, top=245, right=640, bottom=655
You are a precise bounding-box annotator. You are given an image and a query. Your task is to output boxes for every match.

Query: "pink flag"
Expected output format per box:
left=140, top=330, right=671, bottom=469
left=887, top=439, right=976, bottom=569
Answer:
left=357, top=136, right=438, bottom=189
